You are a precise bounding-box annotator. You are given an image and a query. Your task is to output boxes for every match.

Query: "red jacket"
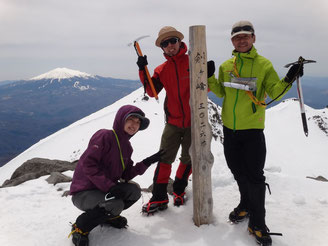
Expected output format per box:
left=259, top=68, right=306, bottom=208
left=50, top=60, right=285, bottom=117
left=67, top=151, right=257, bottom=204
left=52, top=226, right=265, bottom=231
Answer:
left=139, top=42, right=190, bottom=128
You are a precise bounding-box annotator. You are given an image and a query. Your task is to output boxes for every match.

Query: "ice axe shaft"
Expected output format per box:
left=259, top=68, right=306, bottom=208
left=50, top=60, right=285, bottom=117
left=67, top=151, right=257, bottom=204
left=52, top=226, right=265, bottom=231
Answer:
left=285, top=56, right=316, bottom=137
left=133, top=40, right=159, bottom=102
left=296, top=76, right=308, bottom=136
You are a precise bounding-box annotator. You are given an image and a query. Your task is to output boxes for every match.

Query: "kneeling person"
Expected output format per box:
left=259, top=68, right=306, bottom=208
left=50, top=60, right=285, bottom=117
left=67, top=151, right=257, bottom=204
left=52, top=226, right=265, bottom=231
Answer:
left=69, top=104, right=163, bottom=246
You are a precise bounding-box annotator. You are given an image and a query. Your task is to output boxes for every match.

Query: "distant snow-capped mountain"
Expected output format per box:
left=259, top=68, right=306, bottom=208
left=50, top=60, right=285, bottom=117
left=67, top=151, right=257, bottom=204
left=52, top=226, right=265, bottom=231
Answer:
left=29, top=67, right=95, bottom=81
left=0, top=68, right=141, bottom=167
left=27, top=68, right=98, bottom=91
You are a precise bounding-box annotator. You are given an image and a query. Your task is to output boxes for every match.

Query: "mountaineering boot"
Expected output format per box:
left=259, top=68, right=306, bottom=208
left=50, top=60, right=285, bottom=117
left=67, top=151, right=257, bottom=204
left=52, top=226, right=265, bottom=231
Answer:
left=102, top=215, right=128, bottom=229
left=173, top=192, right=186, bottom=207
left=172, top=163, right=191, bottom=205
left=69, top=206, right=109, bottom=245
left=228, top=206, right=249, bottom=223
left=69, top=224, right=89, bottom=246
left=248, top=223, right=282, bottom=246
left=248, top=224, right=272, bottom=246
left=142, top=199, right=169, bottom=214
left=143, top=182, right=169, bottom=214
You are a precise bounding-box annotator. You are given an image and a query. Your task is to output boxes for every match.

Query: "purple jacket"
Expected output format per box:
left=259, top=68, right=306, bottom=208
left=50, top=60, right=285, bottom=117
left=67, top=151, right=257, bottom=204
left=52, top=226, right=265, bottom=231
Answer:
left=70, top=105, right=149, bottom=195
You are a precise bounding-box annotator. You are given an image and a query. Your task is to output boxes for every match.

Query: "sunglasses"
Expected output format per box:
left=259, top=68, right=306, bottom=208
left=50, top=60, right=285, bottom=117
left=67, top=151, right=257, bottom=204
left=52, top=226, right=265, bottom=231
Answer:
left=160, top=37, right=179, bottom=48
left=231, top=25, right=254, bottom=35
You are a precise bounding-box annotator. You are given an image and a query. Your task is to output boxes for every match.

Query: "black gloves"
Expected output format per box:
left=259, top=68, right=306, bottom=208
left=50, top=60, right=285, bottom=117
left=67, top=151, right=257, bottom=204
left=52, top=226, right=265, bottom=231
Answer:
left=105, top=185, right=124, bottom=200
left=142, top=149, right=164, bottom=167
left=207, top=60, right=215, bottom=78
left=285, top=64, right=304, bottom=83
left=137, top=55, right=148, bottom=70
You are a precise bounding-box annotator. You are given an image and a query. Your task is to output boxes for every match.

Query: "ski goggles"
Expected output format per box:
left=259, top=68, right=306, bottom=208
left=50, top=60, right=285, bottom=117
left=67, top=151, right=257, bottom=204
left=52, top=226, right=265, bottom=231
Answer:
left=160, top=37, right=179, bottom=48
left=231, top=25, right=254, bottom=36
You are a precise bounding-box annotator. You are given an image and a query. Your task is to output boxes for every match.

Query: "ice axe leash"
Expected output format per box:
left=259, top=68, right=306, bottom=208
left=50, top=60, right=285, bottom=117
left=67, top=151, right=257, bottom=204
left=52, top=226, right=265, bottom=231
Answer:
left=128, top=36, right=159, bottom=102
left=284, top=56, right=316, bottom=137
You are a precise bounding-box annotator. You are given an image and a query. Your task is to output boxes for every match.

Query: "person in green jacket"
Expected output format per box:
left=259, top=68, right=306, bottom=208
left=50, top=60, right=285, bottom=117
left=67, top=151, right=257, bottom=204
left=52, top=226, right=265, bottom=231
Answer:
left=207, top=20, right=303, bottom=246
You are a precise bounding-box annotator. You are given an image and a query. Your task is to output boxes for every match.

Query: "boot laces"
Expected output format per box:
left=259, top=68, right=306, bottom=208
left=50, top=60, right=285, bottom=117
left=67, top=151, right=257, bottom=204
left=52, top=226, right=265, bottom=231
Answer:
left=68, top=223, right=89, bottom=238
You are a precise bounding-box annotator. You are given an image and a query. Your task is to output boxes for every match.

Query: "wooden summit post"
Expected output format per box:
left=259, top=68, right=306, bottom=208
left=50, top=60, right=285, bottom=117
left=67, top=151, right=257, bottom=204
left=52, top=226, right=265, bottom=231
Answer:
left=189, top=25, right=214, bottom=226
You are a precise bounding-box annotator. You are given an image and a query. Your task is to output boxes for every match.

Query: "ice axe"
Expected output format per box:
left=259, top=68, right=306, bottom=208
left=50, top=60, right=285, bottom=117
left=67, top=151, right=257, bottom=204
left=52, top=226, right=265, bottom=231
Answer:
left=128, top=36, right=159, bottom=102
left=284, top=56, right=316, bottom=137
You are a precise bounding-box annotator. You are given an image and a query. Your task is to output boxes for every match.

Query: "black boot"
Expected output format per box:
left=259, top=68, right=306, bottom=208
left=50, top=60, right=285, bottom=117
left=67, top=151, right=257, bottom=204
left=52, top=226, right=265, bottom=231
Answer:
left=248, top=224, right=272, bottom=246
left=228, top=206, right=249, bottom=223
left=70, top=207, right=108, bottom=245
left=75, top=207, right=108, bottom=232
left=227, top=176, right=250, bottom=223
left=172, top=176, right=188, bottom=206
left=102, top=215, right=128, bottom=229
left=70, top=224, right=89, bottom=246
left=142, top=199, right=169, bottom=214
left=248, top=222, right=283, bottom=246
left=142, top=183, right=169, bottom=214
left=172, top=192, right=186, bottom=206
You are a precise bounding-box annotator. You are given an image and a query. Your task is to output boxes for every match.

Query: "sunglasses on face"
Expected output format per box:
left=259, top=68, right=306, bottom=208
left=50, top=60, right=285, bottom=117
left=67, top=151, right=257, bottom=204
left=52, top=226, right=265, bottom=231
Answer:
left=231, top=25, right=254, bottom=35
left=160, top=37, right=179, bottom=48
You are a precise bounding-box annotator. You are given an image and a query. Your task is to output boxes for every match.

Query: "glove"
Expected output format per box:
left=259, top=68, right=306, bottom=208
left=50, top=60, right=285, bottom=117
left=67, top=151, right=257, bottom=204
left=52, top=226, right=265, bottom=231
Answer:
left=207, top=60, right=215, bottom=78
left=142, top=149, right=164, bottom=167
left=137, top=55, right=148, bottom=70
left=105, top=185, right=124, bottom=200
left=285, top=64, right=304, bottom=83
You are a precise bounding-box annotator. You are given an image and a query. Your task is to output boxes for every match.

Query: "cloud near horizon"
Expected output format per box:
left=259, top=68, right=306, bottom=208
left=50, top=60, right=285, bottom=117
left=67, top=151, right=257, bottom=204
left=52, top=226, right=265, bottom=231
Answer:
left=0, top=0, right=327, bottom=81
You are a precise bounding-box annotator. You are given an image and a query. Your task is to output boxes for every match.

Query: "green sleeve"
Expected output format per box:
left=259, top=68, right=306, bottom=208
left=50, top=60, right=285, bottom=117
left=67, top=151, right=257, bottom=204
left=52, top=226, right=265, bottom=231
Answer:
left=208, top=66, right=225, bottom=98
left=263, top=62, right=292, bottom=101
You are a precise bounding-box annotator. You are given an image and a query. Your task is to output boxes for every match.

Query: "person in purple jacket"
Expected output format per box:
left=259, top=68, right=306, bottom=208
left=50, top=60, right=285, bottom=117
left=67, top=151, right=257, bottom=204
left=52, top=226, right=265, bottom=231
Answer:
left=69, top=104, right=163, bottom=246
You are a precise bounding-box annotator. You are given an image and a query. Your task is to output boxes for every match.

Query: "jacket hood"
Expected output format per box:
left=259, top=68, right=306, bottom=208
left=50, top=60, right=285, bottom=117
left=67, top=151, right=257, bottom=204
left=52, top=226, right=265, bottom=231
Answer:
left=113, top=105, right=149, bottom=139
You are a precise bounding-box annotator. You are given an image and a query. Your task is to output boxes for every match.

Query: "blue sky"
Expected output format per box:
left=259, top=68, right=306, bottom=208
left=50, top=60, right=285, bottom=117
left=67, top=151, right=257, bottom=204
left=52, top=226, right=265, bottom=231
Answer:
left=0, top=0, right=327, bottom=81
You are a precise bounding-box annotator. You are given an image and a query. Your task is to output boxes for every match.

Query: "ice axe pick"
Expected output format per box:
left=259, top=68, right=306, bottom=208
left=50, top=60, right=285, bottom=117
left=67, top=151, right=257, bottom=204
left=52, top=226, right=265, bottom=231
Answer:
left=128, top=36, right=159, bottom=102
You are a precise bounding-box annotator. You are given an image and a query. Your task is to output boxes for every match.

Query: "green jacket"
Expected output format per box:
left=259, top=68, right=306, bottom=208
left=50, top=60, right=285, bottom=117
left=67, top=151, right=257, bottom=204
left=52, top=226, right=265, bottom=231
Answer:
left=208, top=46, right=291, bottom=130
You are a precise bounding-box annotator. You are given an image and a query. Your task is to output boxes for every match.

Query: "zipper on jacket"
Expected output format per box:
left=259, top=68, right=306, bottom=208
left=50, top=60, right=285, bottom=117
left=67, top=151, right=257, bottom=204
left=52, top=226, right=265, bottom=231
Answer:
left=233, top=90, right=239, bottom=131
left=173, top=59, right=186, bottom=128
left=232, top=53, right=244, bottom=131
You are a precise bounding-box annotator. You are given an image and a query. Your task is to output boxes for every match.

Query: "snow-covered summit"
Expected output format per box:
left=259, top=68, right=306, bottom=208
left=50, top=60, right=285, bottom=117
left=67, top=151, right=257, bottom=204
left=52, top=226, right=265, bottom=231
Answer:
left=29, top=68, right=95, bottom=81
left=0, top=88, right=327, bottom=246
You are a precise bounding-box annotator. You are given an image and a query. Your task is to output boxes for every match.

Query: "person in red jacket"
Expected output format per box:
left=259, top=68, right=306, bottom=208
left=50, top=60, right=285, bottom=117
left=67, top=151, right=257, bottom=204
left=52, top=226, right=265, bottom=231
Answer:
left=137, top=26, right=192, bottom=214
left=69, top=105, right=163, bottom=246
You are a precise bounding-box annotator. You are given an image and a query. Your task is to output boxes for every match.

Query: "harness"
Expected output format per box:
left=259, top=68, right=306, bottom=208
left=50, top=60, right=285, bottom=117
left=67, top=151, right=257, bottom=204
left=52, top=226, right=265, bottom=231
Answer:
left=232, top=56, right=292, bottom=109
left=233, top=57, right=266, bottom=109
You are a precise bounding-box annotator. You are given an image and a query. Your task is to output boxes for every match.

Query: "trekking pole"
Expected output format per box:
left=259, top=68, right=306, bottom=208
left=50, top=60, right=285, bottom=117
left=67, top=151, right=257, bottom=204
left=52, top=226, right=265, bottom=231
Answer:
left=284, top=56, right=316, bottom=137
left=128, top=36, right=159, bottom=102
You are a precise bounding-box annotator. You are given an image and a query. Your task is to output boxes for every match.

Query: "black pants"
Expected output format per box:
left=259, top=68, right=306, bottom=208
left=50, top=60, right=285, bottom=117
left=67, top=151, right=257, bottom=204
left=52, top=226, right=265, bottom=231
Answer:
left=223, top=126, right=267, bottom=228
left=71, top=182, right=141, bottom=233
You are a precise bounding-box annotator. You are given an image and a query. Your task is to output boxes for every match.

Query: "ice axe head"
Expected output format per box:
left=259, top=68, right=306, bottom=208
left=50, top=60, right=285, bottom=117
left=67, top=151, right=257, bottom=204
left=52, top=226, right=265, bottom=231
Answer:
left=127, top=35, right=150, bottom=47
left=128, top=35, right=149, bottom=56
left=128, top=35, right=150, bottom=57
left=284, top=56, right=317, bottom=68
